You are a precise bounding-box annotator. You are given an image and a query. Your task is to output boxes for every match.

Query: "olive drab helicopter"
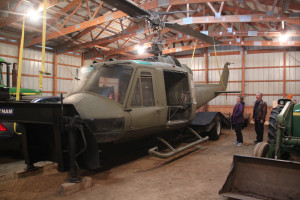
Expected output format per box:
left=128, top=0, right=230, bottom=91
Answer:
left=0, top=0, right=231, bottom=182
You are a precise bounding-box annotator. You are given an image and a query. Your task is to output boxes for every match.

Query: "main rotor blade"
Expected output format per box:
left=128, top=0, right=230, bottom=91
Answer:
left=102, top=0, right=150, bottom=17
left=165, top=23, right=222, bottom=45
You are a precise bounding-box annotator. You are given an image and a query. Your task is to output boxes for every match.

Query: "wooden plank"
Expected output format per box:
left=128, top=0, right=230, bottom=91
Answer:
left=283, top=50, right=286, bottom=98
left=171, top=14, right=300, bottom=24
left=204, top=47, right=208, bottom=84
left=25, top=10, right=127, bottom=47
left=242, top=47, right=245, bottom=97
left=53, top=51, right=58, bottom=96
left=0, top=0, right=64, bottom=28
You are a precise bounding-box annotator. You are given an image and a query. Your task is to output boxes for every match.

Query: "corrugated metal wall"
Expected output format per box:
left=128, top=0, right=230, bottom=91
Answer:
left=286, top=51, right=300, bottom=103
left=1, top=42, right=299, bottom=104
left=0, top=42, right=18, bottom=88
left=0, top=42, right=81, bottom=96
left=179, top=47, right=300, bottom=107
left=57, top=54, right=81, bottom=94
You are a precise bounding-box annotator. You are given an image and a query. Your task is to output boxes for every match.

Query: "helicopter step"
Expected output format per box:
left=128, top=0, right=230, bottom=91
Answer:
left=148, top=127, right=209, bottom=159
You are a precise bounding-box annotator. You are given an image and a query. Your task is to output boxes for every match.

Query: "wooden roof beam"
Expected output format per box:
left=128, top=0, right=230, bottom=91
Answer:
left=163, top=40, right=300, bottom=54
left=24, top=10, right=127, bottom=47
left=0, top=0, right=11, bottom=10
left=0, top=0, right=64, bottom=29
left=171, top=14, right=299, bottom=25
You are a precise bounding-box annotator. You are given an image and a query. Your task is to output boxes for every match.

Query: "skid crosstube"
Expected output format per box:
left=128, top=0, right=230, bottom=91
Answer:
left=0, top=101, right=78, bottom=172
left=219, top=155, right=300, bottom=200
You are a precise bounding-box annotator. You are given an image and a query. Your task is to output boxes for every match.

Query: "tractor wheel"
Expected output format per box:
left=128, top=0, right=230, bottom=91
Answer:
left=253, top=142, right=270, bottom=157
left=209, top=116, right=221, bottom=141
left=268, top=106, right=283, bottom=143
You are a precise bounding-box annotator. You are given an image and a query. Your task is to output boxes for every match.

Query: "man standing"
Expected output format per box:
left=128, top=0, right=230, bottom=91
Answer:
left=253, top=93, right=267, bottom=144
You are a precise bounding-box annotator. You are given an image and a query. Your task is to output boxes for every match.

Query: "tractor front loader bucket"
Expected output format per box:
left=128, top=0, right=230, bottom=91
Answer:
left=219, top=155, right=300, bottom=200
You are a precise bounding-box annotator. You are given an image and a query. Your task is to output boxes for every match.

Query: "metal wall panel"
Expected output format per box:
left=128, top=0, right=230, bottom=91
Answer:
left=182, top=47, right=297, bottom=106
left=179, top=57, right=205, bottom=83
left=286, top=51, right=299, bottom=66
left=21, top=48, right=54, bottom=93
left=0, top=43, right=18, bottom=87
left=57, top=54, right=81, bottom=95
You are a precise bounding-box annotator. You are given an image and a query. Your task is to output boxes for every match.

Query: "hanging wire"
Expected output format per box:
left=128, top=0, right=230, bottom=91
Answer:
left=57, top=55, right=76, bottom=78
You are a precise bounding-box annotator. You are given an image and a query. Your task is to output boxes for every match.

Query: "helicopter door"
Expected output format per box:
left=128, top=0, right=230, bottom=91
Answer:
left=127, top=69, right=159, bottom=131
left=163, top=70, right=191, bottom=123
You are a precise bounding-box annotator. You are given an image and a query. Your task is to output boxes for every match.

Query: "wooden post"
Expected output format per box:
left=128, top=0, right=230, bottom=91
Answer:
left=204, top=47, right=208, bottom=84
left=81, top=53, right=85, bottom=66
left=283, top=50, right=286, bottom=98
left=242, top=47, right=245, bottom=97
left=53, top=51, right=57, bottom=96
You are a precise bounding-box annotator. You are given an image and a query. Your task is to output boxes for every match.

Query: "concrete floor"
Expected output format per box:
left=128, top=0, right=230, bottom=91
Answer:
left=0, top=125, right=266, bottom=200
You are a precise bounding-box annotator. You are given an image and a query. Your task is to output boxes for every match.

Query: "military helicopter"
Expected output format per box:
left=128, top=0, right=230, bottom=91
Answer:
left=0, top=1, right=232, bottom=182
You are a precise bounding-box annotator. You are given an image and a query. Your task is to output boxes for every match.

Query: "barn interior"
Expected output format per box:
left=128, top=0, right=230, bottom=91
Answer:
left=0, top=0, right=299, bottom=200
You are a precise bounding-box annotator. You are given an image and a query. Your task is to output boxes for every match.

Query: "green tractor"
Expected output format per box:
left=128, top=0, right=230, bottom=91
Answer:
left=254, top=99, right=300, bottom=160
left=0, top=58, right=41, bottom=100
left=220, top=99, right=300, bottom=200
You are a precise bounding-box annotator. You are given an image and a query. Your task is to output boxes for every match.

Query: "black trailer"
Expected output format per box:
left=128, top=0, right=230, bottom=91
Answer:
left=190, top=112, right=230, bottom=141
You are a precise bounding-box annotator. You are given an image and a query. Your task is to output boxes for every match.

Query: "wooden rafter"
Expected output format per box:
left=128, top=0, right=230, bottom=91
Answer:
left=92, top=2, right=104, bottom=19
left=0, top=0, right=63, bottom=29
left=24, top=10, right=127, bottom=47
left=171, top=14, right=299, bottom=25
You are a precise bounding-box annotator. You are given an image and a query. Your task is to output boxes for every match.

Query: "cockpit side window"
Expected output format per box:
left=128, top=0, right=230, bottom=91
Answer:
left=83, top=64, right=133, bottom=105
left=141, top=76, right=154, bottom=106
left=131, top=72, right=155, bottom=107
left=131, top=79, right=142, bottom=106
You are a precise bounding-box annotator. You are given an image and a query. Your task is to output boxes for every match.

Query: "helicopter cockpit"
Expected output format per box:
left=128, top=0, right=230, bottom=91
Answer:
left=68, top=64, right=133, bottom=105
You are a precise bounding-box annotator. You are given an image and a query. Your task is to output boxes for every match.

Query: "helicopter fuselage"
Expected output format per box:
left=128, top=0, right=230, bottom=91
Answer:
left=64, top=60, right=197, bottom=143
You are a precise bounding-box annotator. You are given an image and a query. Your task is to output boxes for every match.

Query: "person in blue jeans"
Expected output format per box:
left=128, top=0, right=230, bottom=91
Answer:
left=232, top=95, right=245, bottom=147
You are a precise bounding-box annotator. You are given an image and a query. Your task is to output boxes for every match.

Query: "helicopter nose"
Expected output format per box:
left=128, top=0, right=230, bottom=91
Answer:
left=64, top=93, right=125, bottom=119
left=64, top=93, right=126, bottom=143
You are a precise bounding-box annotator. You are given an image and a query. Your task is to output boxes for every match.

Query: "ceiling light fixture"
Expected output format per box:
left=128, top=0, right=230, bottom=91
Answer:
left=27, top=8, right=41, bottom=22
left=279, top=33, right=289, bottom=42
left=135, top=44, right=146, bottom=55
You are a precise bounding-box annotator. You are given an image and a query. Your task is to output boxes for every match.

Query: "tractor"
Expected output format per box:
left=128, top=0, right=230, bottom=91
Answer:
left=220, top=99, right=300, bottom=200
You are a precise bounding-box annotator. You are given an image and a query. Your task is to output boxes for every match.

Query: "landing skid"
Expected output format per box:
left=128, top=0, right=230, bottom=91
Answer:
left=148, top=127, right=208, bottom=159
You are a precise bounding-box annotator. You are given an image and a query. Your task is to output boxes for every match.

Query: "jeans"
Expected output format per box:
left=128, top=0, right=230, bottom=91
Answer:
left=235, top=123, right=243, bottom=143
left=255, top=119, right=264, bottom=142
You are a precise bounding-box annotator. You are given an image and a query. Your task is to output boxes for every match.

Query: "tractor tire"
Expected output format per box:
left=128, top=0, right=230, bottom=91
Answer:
left=209, top=116, right=221, bottom=141
left=253, top=142, right=270, bottom=157
left=268, top=106, right=283, bottom=143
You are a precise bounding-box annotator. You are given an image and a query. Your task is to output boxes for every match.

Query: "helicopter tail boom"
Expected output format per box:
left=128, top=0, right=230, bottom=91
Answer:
left=194, top=62, right=231, bottom=109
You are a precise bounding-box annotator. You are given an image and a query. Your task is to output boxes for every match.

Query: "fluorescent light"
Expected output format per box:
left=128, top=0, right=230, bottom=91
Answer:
left=279, top=34, right=288, bottom=42
left=135, top=44, right=146, bottom=55
left=27, top=8, right=41, bottom=22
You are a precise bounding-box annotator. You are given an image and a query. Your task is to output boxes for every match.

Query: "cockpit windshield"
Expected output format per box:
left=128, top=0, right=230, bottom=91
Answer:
left=77, top=64, right=133, bottom=105
left=67, top=65, right=95, bottom=96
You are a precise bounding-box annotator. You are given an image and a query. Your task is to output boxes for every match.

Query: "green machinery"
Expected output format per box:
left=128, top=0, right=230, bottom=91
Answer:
left=220, top=99, right=300, bottom=200
left=254, top=99, right=300, bottom=159
left=0, top=58, right=41, bottom=100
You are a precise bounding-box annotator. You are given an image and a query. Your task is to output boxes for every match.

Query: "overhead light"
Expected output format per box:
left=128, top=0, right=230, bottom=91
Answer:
left=279, top=33, right=289, bottom=42
left=27, top=8, right=41, bottom=22
left=135, top=44, right=146, bottom=55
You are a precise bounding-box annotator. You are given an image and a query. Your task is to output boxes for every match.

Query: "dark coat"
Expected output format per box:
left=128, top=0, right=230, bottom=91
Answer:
left=253, top=100, right=267, bottom=121
left=232, top=102, right=245, bottom=125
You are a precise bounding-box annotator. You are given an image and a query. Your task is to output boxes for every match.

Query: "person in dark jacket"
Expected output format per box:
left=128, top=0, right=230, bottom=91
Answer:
left=253, top=92, right=268, bottom=144
left=232, top=95, right=245, bottom=147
